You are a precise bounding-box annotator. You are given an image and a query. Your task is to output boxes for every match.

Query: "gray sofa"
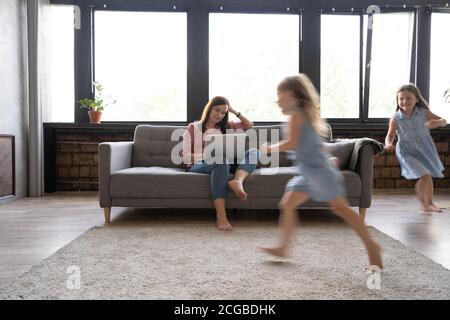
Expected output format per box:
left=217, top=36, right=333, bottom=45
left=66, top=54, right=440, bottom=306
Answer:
left=99, top=125, right=375, bottom=223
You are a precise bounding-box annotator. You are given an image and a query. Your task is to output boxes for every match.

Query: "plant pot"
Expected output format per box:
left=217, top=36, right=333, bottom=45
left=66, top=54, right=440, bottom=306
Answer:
left=88, top=111, right=102, bottom=124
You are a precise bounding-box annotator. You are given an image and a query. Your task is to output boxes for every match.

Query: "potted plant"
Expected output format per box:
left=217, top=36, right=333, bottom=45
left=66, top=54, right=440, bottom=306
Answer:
left=79, top=81, right=116, bottom=124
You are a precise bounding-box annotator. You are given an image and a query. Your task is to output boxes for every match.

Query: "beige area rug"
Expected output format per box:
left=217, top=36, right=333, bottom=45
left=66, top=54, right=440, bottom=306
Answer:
left=0, top=222, right=449, bottom=300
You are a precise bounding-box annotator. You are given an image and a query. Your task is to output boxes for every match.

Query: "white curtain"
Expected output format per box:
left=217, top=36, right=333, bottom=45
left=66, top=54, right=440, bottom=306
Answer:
left=27, top=0, right=50, bottom=197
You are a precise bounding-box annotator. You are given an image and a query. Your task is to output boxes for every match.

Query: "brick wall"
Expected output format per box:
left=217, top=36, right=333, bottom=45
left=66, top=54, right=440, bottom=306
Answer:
left=55, top=131, right=133, bottom=191
left=50, top=128, right=450, bottom=191
left=333, top=129, right=450, bottom=189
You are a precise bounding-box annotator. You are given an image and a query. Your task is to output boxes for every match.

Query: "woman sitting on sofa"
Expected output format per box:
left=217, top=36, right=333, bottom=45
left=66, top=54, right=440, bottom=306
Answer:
left=180, top=96, right=260, bottom=231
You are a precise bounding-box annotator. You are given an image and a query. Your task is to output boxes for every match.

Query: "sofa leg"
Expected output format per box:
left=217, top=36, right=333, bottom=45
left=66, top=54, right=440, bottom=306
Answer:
left=103, top=207, right=111, bottom=224
left=359, top=208, right=367, bottom=222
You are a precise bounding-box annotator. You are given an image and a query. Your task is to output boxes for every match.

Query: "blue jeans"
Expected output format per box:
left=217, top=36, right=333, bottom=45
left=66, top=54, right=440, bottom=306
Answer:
left=187, top=148, right=261, bottom=200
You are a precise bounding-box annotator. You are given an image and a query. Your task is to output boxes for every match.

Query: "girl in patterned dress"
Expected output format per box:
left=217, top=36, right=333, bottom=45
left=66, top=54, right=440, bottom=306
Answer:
left=259, top=74, right=383, bottom=270
left=384, top=84, right=447, bottom=213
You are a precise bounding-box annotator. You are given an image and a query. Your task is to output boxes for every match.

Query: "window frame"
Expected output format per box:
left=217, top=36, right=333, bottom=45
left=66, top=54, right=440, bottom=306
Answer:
left=91, top=7, right=189, bottom=122
left=319, top=9, right=364, bottom=123
left=48, top=0, right=449, bottom=129
left=428, top=7, right=450, bottom=121
left=363, top=7, right=418, bottom=123
left=319, top=7, right=417, bottom=123
left=207, top=8, right=303, bottom=122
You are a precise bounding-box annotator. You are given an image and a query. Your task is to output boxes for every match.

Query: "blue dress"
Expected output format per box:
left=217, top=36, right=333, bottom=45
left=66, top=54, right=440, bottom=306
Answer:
left=285, top=116, right=346, bottom=202
left=393, top=107, right=444, bottom=180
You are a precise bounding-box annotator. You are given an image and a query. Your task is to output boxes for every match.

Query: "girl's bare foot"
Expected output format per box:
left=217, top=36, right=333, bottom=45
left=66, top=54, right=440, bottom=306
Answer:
left=421, top=203, right=442, bottom=214
left=259, top=246, right=288, bottom=258
left=421, top=203, right=434, bottom=214
left=367, top=242, right=383, bottom=270
left=430, top=203, right=443, bottom=213
left=227, top=180, right=247, bottom=200
left=216, top=214, right=232, bottom=231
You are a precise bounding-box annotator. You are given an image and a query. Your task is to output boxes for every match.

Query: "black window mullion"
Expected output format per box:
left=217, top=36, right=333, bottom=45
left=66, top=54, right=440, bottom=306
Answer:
left=416, top=6, right=432, bottom=101
left=74, top=3, right=93, bottom=124
left=299, top=12, right=303, bottom=74
left=303, top=8, right=321, bottom=92
left=359, top=13, right=364, bottom=123
left=362, top=11, right=374, bottom=124
left=187, top=5, right=209, bottom=123
left=410, top=8, right=418, bottom=84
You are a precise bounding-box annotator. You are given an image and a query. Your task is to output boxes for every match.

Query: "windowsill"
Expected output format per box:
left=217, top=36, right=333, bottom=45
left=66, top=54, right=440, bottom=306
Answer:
left=43, top=122, right=450, bottom=132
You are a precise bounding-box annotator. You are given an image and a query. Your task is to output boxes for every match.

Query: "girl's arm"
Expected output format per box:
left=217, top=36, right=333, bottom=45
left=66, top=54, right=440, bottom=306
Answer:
left=384, top=118, right=397, bottom=152
left=425, top=110, right=447, bottom=129
left=262, top=111, right=304, bottom=154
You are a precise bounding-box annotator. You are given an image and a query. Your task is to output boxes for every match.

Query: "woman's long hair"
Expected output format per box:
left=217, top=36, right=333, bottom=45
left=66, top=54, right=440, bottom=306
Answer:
left=396, top=84, right=429, bottom=111
left=277, top=74, right=329, bottom=137
left=199, top=96, right=230, bottom=133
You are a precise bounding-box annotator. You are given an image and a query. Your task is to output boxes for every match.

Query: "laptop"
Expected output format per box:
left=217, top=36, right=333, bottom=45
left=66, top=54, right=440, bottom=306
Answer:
left=203, top=133, right=247, bottom=164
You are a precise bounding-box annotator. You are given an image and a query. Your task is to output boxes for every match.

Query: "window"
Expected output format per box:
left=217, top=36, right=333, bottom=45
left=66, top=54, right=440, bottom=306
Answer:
left=430, top=12, right=450, bottom=121
left=94, top=11, right=187, bottom=121
left=46, top=5, right=74, bottom=122
left=366, top=12, right=415, bottom=118
left=209, top=13, right=300, bottom=122
left=320, top=14, right=360, bottom=119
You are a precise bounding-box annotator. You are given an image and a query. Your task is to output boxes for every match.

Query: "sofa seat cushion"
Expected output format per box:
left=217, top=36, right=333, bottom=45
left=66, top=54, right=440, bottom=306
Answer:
left=110, top=166, right=361, bottom=200
left=244, top=168, right=361, bottom=199
left=111, top=167, right=211, bottom=199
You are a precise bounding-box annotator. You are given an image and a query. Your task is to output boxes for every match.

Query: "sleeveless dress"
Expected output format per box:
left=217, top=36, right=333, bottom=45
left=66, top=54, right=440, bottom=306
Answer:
left=285, top=116, right=346, bottom=202
left=393, top=107, right=444, bottom=180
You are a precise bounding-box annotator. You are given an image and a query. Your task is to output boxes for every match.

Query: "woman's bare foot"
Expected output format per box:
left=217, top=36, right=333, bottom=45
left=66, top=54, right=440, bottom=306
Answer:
left=216, top=214, right=232, bottom=231
left=227, top=180, right=247, bottom=200
left=367, top=242, right=383, bottom=270
left=259, top=246, right=288, bottom=258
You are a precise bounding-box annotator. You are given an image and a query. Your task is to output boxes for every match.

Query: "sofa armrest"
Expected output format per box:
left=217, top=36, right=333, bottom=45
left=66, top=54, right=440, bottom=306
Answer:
left=98, top=141, right=133, bottom=207
left=355, top=144, right=375, bottom=209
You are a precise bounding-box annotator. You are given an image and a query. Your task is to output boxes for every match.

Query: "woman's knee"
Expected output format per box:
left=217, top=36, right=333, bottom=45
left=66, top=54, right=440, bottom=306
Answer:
left=212, top=163, right=231, bottom=180
left=213, top=162, right=230, bottom=171
left=247, top=148, right=261, bottom=160
left=247, top=148, right=260, bottom=155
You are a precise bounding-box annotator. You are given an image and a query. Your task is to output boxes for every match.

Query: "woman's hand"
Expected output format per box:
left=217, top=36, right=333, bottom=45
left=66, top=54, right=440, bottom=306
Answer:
left=384, top=144, right=395, bottom=152
left=227, top=105, right=237, bottom=115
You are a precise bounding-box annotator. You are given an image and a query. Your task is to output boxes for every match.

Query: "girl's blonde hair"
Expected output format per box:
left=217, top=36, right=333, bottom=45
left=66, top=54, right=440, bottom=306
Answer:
left=396, top=84, right=429, bottom=111
left=277, top=74, right=329, bottom=137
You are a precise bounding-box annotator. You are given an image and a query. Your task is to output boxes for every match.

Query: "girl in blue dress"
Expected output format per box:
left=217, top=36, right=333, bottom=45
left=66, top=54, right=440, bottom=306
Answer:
left=260, top=74, right=383, bottom=270
left=384, top=84, right=447, bottom=213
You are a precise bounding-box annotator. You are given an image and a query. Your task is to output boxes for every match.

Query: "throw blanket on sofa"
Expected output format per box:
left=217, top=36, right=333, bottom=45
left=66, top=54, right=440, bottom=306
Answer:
left=332, top=138, right=384, bottom=171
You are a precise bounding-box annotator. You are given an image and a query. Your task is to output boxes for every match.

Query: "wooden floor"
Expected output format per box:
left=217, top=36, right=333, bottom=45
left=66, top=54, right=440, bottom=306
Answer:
left=0, top=189, right=449, bottom=288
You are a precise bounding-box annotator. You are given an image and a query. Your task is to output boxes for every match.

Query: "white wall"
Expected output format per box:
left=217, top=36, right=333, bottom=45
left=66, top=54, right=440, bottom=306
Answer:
left=0, top=0, right=51, bottom=203
left=0, top=0, right=29, bottom=203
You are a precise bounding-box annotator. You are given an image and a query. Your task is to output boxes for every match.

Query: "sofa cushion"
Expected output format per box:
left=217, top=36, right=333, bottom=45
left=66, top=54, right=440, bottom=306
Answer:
left=110, top=166, right=360, bottom=199
left=111, top=167, right=210, bottom=199
left=133, top=125, right=186, bottom=169
left=246, top=168, right=360, bottom=199
left=323, top=141, right=355, bottom=170
left=132, top=124, right=294, bottom=168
